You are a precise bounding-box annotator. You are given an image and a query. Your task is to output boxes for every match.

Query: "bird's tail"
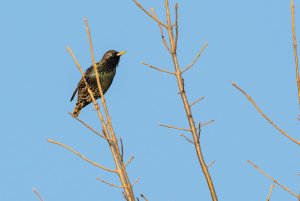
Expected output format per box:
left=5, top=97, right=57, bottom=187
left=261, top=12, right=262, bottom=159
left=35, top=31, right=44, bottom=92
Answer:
left=72, top=102, right=84, bottom=117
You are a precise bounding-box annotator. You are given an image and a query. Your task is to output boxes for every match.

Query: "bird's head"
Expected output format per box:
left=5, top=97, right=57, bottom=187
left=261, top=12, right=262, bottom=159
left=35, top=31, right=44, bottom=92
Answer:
left=101, top=50, right=126, bottom=69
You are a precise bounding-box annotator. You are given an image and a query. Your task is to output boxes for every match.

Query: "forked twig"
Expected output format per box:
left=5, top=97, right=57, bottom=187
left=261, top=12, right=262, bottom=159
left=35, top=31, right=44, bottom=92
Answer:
left=181, top=42, right=208, bottom=73
left=248, top=160, right=299, bottom=198
left=232, top=82, right=300, bottom=146
left=48, top=139, right=116, bottom=173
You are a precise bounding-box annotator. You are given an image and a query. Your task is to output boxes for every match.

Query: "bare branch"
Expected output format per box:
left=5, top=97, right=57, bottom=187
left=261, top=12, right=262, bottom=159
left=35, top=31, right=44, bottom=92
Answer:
left=266, top=183, right=275, bottom=201
left=120, top=137, right=124, bottom=161
left=232, top=82, right=300, bottom=146
left=181, top=42, right=208, bottom=73
left=142, top=62, right=175, bottom=75
left=247, top=160, right=299, bottom=198
left=132, top=0, right=168, bottom=28
left=160, top=124, right=191, bottom=132
left=150, top=8, right=171, bottom=52
left=32, top=188, right=44, bottom=201
left=68, top=112, right=111, bottom=141
left=291, top=0, right=300, bottom=109
left=48, top=139, right=116, bottom=173
left=132, top=177, right=140, bottom=186
left=190, top=96, right=205, bottom=107
left=174, top=3, right=179, bottom=51
left=207, top=160, right=216, bottom=168
left=125, top=156, right=135, bottom=167
left=180, top=134, right=193, bottom=143
left=96, top=177, right=126, bottom=189
left=199, top=120, right=215, bottom=128
left=141, top=194, right=149, bottom=201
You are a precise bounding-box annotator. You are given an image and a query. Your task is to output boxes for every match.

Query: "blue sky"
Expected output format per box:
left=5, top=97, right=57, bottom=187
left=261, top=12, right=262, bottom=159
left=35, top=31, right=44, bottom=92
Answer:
left=0, top=0, right=299, bottom=201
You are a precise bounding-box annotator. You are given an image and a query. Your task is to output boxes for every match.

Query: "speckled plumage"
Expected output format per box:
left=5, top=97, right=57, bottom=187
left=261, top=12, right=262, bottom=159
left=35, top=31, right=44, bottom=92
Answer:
left=71, top=50, right=125, bottom=117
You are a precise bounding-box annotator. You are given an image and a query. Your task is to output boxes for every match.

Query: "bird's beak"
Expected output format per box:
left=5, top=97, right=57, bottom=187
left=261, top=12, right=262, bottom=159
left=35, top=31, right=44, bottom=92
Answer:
left=117, top=51, right=126, bottom=56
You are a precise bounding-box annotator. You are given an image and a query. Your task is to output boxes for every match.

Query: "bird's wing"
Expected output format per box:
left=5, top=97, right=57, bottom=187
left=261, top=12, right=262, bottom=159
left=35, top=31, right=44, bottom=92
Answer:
left=70, top=65, right=95, bottom=102
left=70, top=81, right=80, bottom=102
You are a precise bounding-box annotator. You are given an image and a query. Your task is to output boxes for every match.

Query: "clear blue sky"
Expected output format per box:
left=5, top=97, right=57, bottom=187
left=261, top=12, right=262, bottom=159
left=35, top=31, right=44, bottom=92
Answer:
left=0, top=0, right=299, bottom=201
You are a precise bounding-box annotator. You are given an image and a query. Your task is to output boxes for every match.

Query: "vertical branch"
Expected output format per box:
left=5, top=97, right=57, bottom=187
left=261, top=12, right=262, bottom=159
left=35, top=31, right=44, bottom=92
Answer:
left=164, top=1, right=218, bottom=201
left=83, top=18, right=136, bottom=201
left=291, top=0, right=300, bottom=109
left=132, top=1, right=217, bottom=200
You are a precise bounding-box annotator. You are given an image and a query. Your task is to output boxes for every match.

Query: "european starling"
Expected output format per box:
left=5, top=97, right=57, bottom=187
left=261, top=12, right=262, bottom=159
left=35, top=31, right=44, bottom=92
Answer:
left=71, top=50, right=126, bottom=117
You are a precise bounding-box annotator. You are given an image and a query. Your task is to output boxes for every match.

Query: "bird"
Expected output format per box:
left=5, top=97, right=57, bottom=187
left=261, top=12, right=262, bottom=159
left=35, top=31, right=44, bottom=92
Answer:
left=70, top=50, right=126, bottom=117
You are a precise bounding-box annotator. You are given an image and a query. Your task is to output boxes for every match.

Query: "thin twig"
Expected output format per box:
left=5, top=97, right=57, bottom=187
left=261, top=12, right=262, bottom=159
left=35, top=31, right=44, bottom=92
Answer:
left=190, top=96, right=205, bottom=107
left=125, top=156, right=135, bottom=167
left=132, top=0, right=168, bottom=28
left=181, top=42, right=208, bottom=73
left=291, top=0, right=300, bottom=109
left=142, top=62, right=175, bottom=75
left=160, top=124, right=191, bottom=132
left=174, top=3, right=179, bottom=51
left=141, top=194, right=149, bottom=201
left=232, top=82, right=300, bottom=146
left=207, top=160, right=216, bottom=168
left=67, top=112, right=110, bottom=140
left=120, top=138, right=124, bottom=161
left=247, top=160, right=299, bottom=198
left=180, top=134, right=193, bottom=143
left=132, top=177, right=140, bottom=186
left=151, top=8, right=171, bottom=52
left=96, top=177, right=126, bottom=189
left=199, top=120, right=215, bottom=128
left=32, top=188, right=44, bottom=201
left=48, top=139, right=116, bottom=173
left=266, top=183, right=275, bottom=201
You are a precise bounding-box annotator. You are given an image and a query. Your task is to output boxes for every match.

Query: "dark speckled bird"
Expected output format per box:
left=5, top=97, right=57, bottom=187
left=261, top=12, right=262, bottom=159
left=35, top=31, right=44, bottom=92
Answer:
left=71, top=50, right=126, bottom=117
